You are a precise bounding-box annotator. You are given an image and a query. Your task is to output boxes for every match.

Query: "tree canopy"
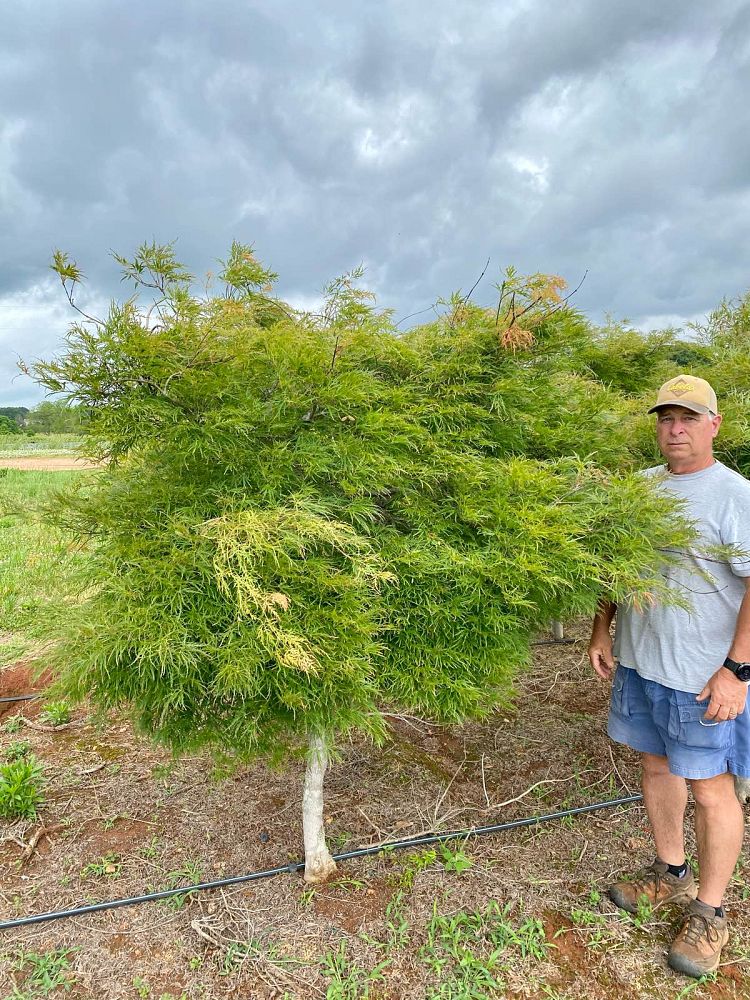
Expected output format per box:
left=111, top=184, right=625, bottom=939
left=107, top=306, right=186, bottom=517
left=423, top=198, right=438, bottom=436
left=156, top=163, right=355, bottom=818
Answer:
left=22, top=241, right=746, bottom=878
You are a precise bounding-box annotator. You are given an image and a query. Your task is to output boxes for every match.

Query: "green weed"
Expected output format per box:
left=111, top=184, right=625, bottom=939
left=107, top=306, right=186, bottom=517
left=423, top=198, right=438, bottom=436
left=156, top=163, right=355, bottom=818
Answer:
left=80, top=852, right=123, bottom=879
left=6, top=947, right=76, bottom=997
left=392, top=847, right=437, bottom=890
left=139, top=835, right=162, bottom=859
left=0, top=754, right=45, bottom=819
left=439, top=840, right=473, bottom=874
left=38, top=700, right=71, bottom=726
left=132, top=976, right=151, bottom=998
left=421, top=900, right=549, bottom=998
left=2, top=715, right=24, bottom=734
left=3, top=739, right=31, bottom=761
left=630, top=894, right=653, bottom=928
left=320, top=941, right=389, bottom=999
left=674, top=975, right=716, bottom=997
left=383, top=889, right=411, bottom=950
left=156, top=860, right=203, bottom=909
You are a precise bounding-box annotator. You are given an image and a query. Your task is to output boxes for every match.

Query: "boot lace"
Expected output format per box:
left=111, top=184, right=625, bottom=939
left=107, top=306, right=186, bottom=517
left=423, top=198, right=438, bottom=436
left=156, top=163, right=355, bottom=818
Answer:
left=681, top=912, right=720, bottom=947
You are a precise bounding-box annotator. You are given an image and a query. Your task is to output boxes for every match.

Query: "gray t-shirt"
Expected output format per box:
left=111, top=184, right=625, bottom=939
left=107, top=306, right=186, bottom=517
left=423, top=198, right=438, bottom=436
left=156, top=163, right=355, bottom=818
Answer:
left=614, top=460, right=750, bottom=693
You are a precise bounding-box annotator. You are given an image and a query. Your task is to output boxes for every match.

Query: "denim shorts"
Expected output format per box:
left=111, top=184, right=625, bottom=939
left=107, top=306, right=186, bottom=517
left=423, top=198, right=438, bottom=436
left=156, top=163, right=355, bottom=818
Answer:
left=608, top=664, right=750, bottom=780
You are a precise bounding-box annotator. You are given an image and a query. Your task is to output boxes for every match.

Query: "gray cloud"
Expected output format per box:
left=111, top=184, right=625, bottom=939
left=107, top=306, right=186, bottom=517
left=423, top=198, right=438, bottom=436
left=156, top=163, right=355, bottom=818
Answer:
left=2, top=0, right=749, bottom=404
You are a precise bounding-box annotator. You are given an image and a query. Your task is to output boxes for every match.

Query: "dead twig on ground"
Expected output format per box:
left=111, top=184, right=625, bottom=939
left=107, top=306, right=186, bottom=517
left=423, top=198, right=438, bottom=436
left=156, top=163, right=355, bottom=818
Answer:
left=22, top=822, right=67, bottom=861
left=357, top=807, right=384, bottom=839
left=480, top=754, right=491, bottom=808
left=608, top=745, right=633, bottom=795
left=1, top=822, right=67, bottom=861
left=20, top=717, right=83, bottom=733
left=75, top=762, right=107, bottom=777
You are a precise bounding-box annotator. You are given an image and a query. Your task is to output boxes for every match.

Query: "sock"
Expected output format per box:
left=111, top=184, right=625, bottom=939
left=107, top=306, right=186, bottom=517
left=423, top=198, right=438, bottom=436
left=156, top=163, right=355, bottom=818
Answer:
left=666, top=861, right=688, bottom=879
left=696, top=898, right=725, bottom=918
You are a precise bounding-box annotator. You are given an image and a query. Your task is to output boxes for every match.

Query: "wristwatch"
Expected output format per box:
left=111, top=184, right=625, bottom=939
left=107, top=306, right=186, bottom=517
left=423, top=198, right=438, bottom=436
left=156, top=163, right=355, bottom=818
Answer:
left=723, top=656, right=750, bottom=682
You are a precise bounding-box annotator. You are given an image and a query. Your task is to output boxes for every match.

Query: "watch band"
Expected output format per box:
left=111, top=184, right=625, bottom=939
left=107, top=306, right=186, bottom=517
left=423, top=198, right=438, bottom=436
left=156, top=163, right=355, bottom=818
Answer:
left=723, top=656, right=750, bottom=682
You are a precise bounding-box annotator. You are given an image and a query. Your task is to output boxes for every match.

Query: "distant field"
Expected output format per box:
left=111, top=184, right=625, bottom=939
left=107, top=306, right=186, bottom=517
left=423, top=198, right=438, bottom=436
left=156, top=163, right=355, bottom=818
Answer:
left=0, top=433, right=83, bottom=457
left=0, top=468, right=85, bottom=667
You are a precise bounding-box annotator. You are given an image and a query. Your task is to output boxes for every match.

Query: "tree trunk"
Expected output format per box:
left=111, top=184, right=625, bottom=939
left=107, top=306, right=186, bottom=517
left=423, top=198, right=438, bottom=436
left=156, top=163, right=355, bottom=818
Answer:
left=302, top=732, right=337, bottom=884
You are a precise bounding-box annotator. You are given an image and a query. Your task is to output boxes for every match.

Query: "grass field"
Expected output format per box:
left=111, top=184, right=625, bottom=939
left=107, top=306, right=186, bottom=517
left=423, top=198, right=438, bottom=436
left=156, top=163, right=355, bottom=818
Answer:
left=0, top=434, right=82, bottom=458
left=0, top=468, right=84, bottom=667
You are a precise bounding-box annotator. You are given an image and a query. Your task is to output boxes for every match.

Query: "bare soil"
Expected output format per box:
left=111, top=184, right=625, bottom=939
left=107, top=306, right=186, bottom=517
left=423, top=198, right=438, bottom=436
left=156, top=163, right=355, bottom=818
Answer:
left=2, top=623, right=749, bottom=999
left=0, top=457, right=96, bottom=471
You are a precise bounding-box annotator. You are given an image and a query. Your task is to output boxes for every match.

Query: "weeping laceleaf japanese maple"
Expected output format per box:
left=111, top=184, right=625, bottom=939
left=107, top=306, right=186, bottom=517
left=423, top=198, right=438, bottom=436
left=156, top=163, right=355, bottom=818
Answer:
left=28, top=243, right=696, bottom=880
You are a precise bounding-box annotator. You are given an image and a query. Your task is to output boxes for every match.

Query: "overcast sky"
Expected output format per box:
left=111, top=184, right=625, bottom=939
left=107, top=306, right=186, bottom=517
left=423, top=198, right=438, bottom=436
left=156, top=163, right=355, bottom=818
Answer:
left=2, top=0, right=749, bottom=406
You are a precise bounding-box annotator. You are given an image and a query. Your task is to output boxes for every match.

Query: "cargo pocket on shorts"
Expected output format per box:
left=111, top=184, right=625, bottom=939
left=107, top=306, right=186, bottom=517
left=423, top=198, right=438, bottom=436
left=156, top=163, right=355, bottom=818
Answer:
left=668, top=699, right=733, bottom=750
left=610, top=665, right=632, bottom=719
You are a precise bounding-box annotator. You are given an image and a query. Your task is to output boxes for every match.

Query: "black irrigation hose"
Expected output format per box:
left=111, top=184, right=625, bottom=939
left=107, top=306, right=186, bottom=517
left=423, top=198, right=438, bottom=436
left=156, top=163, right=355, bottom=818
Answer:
left=531, top=639, right=576, bottom=647
left=0, top=694, right=39, bottom=704
left=0, top=793, right=643, bottom=932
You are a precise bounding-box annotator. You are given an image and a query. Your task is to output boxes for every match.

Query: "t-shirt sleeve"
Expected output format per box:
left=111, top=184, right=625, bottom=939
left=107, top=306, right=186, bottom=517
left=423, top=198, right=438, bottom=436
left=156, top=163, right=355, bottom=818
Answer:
left=723, top=495, right=750, bottom=578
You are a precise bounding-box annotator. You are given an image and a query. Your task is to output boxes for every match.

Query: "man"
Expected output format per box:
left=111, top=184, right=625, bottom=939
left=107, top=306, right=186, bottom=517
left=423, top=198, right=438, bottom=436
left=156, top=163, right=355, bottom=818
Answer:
left=589, top=374, right=750, bottom=979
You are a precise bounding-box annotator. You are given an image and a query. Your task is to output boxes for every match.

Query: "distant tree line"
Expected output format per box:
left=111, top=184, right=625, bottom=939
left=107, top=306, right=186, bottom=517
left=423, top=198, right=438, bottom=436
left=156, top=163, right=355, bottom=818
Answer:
left=0, top=401, right=88, bottom=434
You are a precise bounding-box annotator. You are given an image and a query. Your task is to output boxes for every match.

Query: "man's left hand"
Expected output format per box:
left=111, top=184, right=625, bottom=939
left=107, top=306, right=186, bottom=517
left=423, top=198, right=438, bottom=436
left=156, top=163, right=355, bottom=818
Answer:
left=697, top=667, right=748, bottom=721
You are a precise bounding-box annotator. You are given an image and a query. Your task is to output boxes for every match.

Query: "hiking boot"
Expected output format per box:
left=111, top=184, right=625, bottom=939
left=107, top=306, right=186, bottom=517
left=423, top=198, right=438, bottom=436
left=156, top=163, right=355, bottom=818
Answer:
left=668, top=899, right=729, bottom=978
left=608, top=859, right=696, bottom=914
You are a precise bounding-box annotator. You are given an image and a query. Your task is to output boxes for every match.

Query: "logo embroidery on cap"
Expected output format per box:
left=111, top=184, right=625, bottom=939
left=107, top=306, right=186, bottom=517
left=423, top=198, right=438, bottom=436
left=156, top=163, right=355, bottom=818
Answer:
left=668, top=378, right=693, bottom=397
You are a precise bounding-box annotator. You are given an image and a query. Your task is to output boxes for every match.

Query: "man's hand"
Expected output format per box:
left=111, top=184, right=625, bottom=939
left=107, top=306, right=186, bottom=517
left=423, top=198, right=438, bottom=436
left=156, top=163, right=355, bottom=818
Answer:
left=588, top=632, right=615, bottom=680
left=697, top=667, right=748, bottom=721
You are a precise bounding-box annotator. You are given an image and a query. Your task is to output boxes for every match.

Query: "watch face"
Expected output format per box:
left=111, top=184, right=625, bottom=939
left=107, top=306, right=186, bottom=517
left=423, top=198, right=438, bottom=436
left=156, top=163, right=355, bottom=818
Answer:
left=737, top=664, right=750, bottom=682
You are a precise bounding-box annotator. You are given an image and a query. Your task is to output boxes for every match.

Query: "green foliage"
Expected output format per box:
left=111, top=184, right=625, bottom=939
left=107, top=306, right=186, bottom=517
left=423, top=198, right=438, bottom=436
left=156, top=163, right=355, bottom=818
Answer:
left=5, top=948, right=76, bottom=998
left=24, top=243, right=705, bottom=764
left=0, top=414, right=21, bottom=434
left=0, top=754, right=45, bottom=820
left=3, top=740, right=32, bottom=762
left=0, top=470, right=85, bottom=667
left=154, top=860, right=203, bottom=909
left=39, top=700, right=71, bottom=726
left=421, top=900, right=549, bottom=998
left=320, top=941, right=389, bottom=999
left=573, top=323, right=680, bottom=395
left=2, top=715, right=24, bottom=735
left=394, top=848, right=438, bottom=890
left=24, top=401, right=88, bottom=434
left=439, top=840, right=473, bottom=874
left=0, top=406, right=29, bottom=427
left=80, top=852, right=122, bottom=879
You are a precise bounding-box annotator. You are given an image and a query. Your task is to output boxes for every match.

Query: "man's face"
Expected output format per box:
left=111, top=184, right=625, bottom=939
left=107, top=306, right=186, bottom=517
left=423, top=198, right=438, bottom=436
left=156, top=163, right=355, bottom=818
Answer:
left=655, top=405, right=722, bottom=469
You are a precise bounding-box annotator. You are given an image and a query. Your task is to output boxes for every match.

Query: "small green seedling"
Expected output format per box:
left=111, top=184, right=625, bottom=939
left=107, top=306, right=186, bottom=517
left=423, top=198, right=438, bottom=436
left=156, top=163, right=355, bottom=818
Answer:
left=10, top=947, right=76, bottom=996
left=157, top=860, right=203, bottom=909
left=4, top=739, right=32, bottom=761
left=2, top=714, right=24, bottom=734
left=80, top=852, right=123, bottom=879
left=440, top=840, right=473, bottom=874
left=39, top=700, right=72, bottom=726
left=0, top=754, right=45, bottom=819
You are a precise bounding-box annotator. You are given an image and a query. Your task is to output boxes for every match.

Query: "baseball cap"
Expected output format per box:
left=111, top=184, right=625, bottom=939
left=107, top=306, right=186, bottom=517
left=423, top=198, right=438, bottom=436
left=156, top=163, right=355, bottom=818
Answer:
left=647, top=374, right=718, bottom=415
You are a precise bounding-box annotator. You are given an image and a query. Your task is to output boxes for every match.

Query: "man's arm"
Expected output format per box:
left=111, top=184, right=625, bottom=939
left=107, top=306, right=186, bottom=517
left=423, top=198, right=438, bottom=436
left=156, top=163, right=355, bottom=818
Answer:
left=588, top=599, right=617, bottom=680
left=698, top=577, right=750, bottom=720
